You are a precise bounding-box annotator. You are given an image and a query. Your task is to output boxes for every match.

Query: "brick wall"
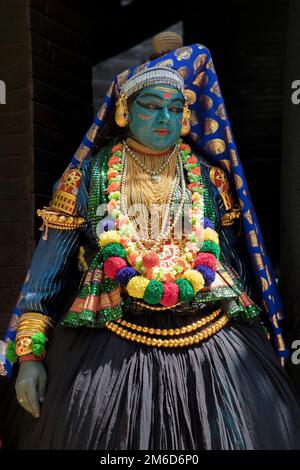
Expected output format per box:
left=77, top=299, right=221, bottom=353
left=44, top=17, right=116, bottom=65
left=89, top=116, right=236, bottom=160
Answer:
left=0, top=0, right=32, bottom=335
left=0, top=0, right=93, bottom=336
left=30, top=0, right=93, bottom=240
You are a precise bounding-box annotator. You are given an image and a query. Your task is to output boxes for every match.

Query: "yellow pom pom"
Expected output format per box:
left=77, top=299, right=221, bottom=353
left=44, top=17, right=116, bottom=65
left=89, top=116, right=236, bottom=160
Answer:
left=183, top=269, right=205, bottom=293
left=98, top=230, right=121, bottom=247
left=204, top=227, right=219, bottom=244
left=126, top=276, right=150, bottom=298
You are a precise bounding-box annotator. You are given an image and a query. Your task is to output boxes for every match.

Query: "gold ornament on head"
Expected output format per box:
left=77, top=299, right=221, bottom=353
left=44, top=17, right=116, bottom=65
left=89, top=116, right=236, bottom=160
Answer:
left=115, top=93, right=129, bottom=127
left=181, top=102, right=191, bottom=136
left=152, top=31, right=183, bottom=55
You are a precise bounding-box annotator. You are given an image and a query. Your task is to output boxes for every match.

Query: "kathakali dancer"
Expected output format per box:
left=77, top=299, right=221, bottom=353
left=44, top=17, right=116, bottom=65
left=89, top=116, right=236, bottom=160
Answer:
left=1, top=38, right=300, bottom=450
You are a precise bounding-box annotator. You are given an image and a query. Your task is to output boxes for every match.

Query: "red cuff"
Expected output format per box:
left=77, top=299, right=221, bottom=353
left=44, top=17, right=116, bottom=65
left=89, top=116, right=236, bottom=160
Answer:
left=19, top=352, right=46, bottom=363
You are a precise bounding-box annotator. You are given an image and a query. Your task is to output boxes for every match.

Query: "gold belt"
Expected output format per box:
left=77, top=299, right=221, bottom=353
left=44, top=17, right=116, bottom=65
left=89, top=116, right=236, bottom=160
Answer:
left=105, top=308, right=229, bottom=348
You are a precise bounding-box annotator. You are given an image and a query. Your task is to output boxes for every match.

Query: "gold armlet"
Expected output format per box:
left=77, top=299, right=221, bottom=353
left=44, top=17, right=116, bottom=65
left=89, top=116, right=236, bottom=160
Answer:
left=37, top=208, right=85, bottom=230
left=222, top=205, right=241, bottom=227
left=50, top=167, right=82, bottom=216
left=37, top=208, right=85, bottom=240
left=15, top=312, right=53, bottom=357
left=209, top=166, right=236, bottom=210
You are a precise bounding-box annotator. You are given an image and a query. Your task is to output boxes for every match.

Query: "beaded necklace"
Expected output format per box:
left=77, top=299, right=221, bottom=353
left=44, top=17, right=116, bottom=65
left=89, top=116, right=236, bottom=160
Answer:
left=97, top=140, right=221, bottom=307
left=123, top=139, right=178, bottom=183
left=120, top=142, right=184, bottom=253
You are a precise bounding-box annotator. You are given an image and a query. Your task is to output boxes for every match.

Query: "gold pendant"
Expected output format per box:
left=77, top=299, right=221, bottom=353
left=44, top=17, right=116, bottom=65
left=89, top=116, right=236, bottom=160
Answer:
left=151, top=174, right=161, bottom=183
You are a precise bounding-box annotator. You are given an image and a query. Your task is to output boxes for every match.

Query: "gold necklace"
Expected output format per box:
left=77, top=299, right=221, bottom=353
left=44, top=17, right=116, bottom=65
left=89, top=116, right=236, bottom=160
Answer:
left=126, top=137, right=174, bottom=157
left=123, top=139, right=179, bottom=184
left=120, top=141, right=186, bottom=253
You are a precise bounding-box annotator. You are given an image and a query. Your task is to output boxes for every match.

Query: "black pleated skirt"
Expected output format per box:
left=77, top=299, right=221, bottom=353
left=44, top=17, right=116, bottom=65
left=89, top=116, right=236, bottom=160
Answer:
left=1, top=305, right=300, bottom=450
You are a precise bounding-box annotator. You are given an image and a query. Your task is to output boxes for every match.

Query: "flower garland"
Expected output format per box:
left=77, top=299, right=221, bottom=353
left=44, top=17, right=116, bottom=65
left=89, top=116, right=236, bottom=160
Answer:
left=98, top=141, right=220, bottom=307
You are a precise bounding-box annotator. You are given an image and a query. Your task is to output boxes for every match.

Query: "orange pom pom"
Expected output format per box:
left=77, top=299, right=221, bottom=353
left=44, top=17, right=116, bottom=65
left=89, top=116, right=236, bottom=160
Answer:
left=180, top=143, right=190, bottom=151
left=107, top=170, right=118, bottom=179
left=187, top=155, right=197, bottom=164
left=106, top=182, right=120, bottom=193
left=112, top=144, right=122, bottom=153
left=108, top=156, right=121, bottom=168
left=191, top=166, right=201, bottom=176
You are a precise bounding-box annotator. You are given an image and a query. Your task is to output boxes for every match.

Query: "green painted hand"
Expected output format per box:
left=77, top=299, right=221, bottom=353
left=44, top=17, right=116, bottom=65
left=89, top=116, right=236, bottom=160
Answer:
left=15, top=361, right=47, bottom=419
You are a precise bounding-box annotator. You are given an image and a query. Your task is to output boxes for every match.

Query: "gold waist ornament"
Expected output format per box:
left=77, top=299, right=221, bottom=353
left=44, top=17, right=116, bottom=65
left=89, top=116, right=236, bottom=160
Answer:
left=104, top=308, right=229, bottom=348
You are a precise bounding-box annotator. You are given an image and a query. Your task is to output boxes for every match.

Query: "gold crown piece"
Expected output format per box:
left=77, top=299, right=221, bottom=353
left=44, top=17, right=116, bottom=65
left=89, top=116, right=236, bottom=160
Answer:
left=152, top=31, right=183, bottom=54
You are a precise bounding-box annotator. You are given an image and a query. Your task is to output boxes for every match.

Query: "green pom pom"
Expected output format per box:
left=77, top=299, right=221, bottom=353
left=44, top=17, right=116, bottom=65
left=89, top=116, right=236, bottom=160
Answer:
left=175, top=278, right=194, bottom=302
left=32, top=332, right=46, bottom=344
left=32, top=332, right=46, bottom=356
left=143, top=280, right=164, bottom=305
left=102, top=243, right=126, bottom=260
left=6, top=340, right=17, bottom=364
left=202, top=240, right=220, bottom=259
left=32, top=343, right=46, bottom=356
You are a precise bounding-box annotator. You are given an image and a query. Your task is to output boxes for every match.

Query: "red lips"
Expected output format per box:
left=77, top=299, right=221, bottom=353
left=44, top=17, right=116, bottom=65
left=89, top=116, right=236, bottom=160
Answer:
left=154, top=129, right=170, bottom=136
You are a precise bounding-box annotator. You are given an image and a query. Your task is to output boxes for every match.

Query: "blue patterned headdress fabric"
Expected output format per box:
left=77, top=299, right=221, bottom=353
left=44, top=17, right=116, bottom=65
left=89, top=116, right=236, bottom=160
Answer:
left=1, top=43, right=287, bottom=377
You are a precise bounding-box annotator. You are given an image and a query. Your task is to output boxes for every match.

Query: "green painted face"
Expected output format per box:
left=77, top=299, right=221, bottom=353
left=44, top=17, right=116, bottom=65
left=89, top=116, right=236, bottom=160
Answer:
left=128, top=84, right=184, bottom=150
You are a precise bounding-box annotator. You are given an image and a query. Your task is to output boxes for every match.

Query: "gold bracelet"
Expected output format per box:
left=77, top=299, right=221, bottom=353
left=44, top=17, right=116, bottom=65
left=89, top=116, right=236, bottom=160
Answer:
left=16, top=314, right=51, bottom=356
left=16, top=331, right=48, bottom=340
left=17, top=325, right=48, bottom=334
left=16, top=334, right=48, bottom=357
left=19, top=317, right=52, bottom=324
left=116, top=308, right=222, bottom=336
left=105, top=314, right=229, bottom=348
left=222, top=206, right=241, bottom=227
left=17, top=313, right=53, bottom=339
left=17, top=331, right=43, bottom=337
left=17, top=320, right=51, bottom=327
left=15, top=337, right=33, bottom=356
left=17, top=323, right=50, bottom=331
left=20, top=312, right=53, bottom=325
left=37, top=208, right=85, bottom=230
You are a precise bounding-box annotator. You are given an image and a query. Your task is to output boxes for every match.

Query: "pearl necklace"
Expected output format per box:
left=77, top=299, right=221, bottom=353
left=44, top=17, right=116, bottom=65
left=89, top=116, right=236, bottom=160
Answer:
left=120, top=141, right=186, bottom=253
left=123, top=139, right=179, bottom=184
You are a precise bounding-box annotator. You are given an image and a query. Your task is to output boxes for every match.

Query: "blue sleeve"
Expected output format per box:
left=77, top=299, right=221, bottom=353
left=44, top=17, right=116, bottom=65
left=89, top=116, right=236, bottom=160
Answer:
left=0, top=158, right=92, bottom=378
left=16, top=157, right=92, bottom=324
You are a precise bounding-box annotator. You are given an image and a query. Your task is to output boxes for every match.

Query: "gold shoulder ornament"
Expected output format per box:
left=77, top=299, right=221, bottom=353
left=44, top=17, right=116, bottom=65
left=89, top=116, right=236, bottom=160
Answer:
left=37, top=166, right=85, bottom=240
left=209, top=166, right=241, bottom=227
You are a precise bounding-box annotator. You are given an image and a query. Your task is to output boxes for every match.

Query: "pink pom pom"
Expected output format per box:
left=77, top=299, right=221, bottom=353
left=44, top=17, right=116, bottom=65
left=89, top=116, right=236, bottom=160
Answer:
left=194, top=253, right=217, bottom=271
left=142, top=252, right=159, bottom=268
left=104, top=256, right=127, bottom=279
left=160, top=282, right=179, bottom=307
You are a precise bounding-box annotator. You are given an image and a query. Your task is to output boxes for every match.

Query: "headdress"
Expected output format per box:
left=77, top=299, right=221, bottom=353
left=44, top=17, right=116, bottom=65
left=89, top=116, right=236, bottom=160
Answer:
left=121, top=66, right=185, bottom=98
left=1, top=43, right=288, bottom=378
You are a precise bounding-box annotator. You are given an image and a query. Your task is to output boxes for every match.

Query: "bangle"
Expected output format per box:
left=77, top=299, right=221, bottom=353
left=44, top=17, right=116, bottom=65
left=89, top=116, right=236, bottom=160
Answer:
left=15, top=332, right=47, bottom=357
left=20, top=312, right=53, bottom=323
left=15, top=313, right=52, bottom=359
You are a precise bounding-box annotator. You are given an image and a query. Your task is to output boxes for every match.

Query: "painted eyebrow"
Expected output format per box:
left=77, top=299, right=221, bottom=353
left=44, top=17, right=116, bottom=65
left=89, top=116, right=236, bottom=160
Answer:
left=170, top=97, right=185, bottom=105
left=138, top=93, right=184, bottom=105
left=138, top=93, right=163, bottom=101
